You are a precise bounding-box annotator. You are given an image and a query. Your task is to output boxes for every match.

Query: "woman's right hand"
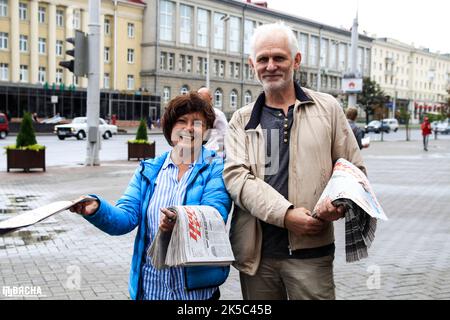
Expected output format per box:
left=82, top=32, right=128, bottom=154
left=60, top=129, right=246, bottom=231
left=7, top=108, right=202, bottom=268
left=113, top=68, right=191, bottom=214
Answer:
left=69, top=199, right=99, bottom=216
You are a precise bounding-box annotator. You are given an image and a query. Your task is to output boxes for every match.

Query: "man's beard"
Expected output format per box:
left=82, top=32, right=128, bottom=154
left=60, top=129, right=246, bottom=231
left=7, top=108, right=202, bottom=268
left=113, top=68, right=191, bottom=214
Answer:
left=257, top=69, right=294, bottom=93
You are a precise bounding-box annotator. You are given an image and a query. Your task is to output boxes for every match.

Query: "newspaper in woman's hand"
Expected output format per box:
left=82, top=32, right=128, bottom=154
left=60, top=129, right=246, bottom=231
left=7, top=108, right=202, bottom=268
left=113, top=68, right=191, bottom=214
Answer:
left=147, top=206, right=235, bottom=269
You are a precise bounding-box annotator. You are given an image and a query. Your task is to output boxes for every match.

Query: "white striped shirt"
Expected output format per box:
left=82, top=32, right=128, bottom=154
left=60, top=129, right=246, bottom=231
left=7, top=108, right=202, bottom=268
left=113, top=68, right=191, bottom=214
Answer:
left=141, top=152, right=217, bottom=300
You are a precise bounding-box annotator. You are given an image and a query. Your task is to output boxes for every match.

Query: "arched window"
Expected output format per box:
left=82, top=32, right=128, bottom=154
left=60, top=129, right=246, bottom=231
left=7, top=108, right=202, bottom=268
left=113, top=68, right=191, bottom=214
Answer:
left=214, top=89, right=223, bottom=109
left=244, top=90, right=252, bottom=105
left=230, top=89, right=238, bottom=110
left=180, top=85, right=189, bottom=95
left=163, top=87, right=171, bottom=103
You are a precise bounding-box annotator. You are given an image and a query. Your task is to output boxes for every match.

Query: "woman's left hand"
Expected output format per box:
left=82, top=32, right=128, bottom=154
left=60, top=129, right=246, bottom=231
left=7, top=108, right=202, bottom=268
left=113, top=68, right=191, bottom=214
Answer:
left=159, top=208, right=177, bottom=232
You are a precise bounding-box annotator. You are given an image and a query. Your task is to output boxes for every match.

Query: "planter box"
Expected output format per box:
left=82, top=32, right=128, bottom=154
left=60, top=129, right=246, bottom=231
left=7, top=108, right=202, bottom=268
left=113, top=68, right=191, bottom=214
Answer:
left=7, top=149, right=46, bottom=172
left=128, top=141, right=155, bottom=161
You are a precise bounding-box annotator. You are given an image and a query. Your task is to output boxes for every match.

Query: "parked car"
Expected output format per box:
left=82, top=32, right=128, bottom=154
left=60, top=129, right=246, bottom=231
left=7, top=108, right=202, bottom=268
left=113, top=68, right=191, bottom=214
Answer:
left=365, top=120, right=391, bottom=134
left=382, top=118, right=399, bottom=132
left=0, top=112, right=9, bottom=139
left=436, top=119, right=450, bottom=134
left=54, top=117, right=118, bottom=140
left=41, top=115, right=66, bottom=124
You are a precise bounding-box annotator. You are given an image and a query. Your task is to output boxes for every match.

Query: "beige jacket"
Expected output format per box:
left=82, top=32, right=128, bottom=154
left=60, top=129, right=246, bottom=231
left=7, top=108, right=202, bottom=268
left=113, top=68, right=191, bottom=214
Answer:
left=223, top=85, right=366, bottom=276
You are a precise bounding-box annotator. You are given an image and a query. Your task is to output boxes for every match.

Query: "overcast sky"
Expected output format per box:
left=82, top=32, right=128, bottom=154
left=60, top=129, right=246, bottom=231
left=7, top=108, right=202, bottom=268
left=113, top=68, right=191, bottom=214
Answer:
left=265, top=0, right=450, bottom=54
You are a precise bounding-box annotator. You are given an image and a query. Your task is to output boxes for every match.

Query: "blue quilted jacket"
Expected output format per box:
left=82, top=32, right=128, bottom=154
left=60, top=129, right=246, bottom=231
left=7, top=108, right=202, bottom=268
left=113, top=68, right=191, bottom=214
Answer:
left=84, top=147, right=232, bottom=300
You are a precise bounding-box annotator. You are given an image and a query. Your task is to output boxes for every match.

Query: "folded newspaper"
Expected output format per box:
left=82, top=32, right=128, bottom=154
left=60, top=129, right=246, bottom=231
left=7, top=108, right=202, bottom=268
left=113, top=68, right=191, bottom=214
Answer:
left=0, top=196, right=97, bottom=235
left=148, top=205, right=235, bottom=269
left=313, top=158, right=388, bottom=263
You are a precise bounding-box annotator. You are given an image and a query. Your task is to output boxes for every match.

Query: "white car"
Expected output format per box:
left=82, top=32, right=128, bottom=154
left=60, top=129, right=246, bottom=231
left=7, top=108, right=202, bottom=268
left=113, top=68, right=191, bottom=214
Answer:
left=54, top=117, right=118, bottom=140
left=382, top=118, right=399, bottom=132
left=436, top=119, right=450, bottom=134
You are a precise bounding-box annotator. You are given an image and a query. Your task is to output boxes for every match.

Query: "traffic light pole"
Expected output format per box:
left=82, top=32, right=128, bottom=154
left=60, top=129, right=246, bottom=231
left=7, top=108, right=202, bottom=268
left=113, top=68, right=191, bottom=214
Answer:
left=85, top=0, right=101, bottom=166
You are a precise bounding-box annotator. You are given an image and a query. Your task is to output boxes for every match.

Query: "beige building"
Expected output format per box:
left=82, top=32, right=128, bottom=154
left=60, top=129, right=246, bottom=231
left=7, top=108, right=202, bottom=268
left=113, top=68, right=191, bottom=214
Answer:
left=371, top=38, right=450, bottom=123
left=140, top=0, right=373, bottom=118
left=0, top=0, right=144, bottom=91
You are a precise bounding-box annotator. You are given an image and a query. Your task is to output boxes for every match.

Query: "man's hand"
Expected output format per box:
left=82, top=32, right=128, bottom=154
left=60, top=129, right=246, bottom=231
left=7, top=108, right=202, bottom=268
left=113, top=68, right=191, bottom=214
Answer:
left=314, top=197, right=346, bottom=222
left=159, top=208, right=177, bottom=233
left=69, top=199, right=99, bottom=216
left=284, top=207, right=326, bottom=236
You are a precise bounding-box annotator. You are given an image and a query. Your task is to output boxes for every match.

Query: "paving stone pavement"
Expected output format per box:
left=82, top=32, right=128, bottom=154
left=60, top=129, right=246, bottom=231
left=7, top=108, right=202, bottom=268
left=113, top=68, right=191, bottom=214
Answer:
left=1, top=138, right=449, bottom=300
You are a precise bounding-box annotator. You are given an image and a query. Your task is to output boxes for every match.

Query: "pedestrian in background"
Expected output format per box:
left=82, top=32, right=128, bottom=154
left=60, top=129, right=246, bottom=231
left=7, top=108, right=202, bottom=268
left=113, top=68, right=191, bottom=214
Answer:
left=223, top=22, right=365, bottom=300
left=197, top=87, right=228, bottom=155
left=70, top=92, right=231, bottom=300
left=421, top=116, right=432, bottom=151
left=346, top=107, right=367, bottom=149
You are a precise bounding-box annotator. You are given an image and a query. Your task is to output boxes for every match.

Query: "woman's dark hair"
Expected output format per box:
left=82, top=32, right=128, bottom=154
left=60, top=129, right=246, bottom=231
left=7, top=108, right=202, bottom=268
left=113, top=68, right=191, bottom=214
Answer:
left=162, top=92, right=216, bottom=146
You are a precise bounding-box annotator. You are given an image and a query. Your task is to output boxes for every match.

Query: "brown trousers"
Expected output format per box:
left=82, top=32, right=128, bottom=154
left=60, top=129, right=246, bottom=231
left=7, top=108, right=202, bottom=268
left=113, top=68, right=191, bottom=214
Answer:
left=239, top=255, right=336, bottom=300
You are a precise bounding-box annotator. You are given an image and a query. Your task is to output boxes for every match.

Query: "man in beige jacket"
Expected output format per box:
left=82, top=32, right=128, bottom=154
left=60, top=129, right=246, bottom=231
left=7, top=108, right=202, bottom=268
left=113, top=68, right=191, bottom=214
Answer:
left=223, top=22, right=366, bottom=300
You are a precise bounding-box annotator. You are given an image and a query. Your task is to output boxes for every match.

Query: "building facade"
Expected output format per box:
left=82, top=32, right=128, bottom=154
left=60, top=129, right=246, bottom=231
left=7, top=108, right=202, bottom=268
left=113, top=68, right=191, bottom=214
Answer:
left=140, top=0, right=373, bottom=119
left=371, top=38, right=450, bottom=123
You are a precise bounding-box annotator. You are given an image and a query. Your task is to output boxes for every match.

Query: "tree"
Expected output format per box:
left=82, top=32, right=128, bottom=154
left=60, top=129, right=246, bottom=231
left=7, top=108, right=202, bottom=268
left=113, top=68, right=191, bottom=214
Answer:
left=16, top=112, right=38, bottom=148
left=135, top=119, right=148, bottom=141
left=357, top=77, right=388, bottom=124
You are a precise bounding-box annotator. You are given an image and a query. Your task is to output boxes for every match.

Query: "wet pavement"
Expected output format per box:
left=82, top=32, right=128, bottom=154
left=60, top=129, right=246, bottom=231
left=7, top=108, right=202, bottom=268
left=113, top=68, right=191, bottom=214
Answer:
left=0, top=137, right=449, bottom=300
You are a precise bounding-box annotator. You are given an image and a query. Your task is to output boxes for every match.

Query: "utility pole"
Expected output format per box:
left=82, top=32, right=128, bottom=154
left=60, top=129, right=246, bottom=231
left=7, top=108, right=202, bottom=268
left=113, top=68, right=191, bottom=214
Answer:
left=348, top=12, right=359, bottom=107
left=85, top=0, right=101, bottom=166
left=317, top=26, right=323, bottom=92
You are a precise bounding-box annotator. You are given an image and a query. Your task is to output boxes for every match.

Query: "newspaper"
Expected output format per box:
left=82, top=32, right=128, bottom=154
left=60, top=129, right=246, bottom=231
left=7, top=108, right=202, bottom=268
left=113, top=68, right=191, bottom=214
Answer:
left=148, top=205, right=235, bottom=269
left=312, top=158, right=387, bottom=263
left=0, top=196, right=97, bottom=235
left=362, top=136, right=370, bottom=148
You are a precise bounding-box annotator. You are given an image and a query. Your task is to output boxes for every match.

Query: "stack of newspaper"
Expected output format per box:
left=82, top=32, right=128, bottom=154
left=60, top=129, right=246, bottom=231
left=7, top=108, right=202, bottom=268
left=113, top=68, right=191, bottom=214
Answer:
left=148, top=206, right=235, bottom=269
left=313, top=159, right=388, bottom=263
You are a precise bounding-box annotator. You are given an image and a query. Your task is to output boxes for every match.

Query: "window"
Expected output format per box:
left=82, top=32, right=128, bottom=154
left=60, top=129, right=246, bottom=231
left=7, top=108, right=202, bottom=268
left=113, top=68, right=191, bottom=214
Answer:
left=160, top=0, right=174, bottom=41
left=219, top=60, right=225, bottom=77
left=19, top=65, right=28, bottom=82
left=196, top=57, right=208, bottom=75
left=0, top=32, right=8, bottom=49
left=127, top=75, right=135, bottom=90
left=330, top=41, right=338, bottom=70
left=197, top=9, right=208, bottom=47
left=179, top=4, right=192, bottom=44
left=38, top=67, right=46, bottom=83
left=357, top=47, right=364, bottom=74
left=127, top=49, right=135, bottom=63
left=320, top=38, right=328, bottom=68
left=338, top=43, right=346, bottom=71
left=128, top=23, right=135, bottom=38
left=104, top=47, right=110, bottom=63
left=0, top=0, right=7, bottom=17
left=38, top=6, right=46, bottom=23
left=214, top=89, right=223, bottom=109
left=73, top=10, right=80, bottom=29
left=56, top=68, right=63, bottom=84
left=160, top=52, right=167, bottom=70
left=244, top=91, right=252, bottom=105
left=0, top=63, right=8, bottom=81
left=229, top=17, right=240, bottom=53
left=104, top=18, right=110, bottom=35
left=56, top=40, right=63, bottom=56
left=180, top=85, right=189, bottom=95
left=56, top=9, right=64, bottom=27
left=230, top=90, right=238, bottom=110
left=244, top=64, right=254, bottom=80
left=244, top=20, right=255, bottom=55
left=168, top=53, right=174, bottom=71
left=213, top=13, right=225, bottom=50
left=163, top=87, right=171, bottom=103
left=19, top=35, right=28, bottom=52
left=103, top=73, right=110, bottom=89
left=19, top=2, right=27, bottom=20
left=309, top=36, right=319, bottom=66
left=38, top=38, right=46, bottom=54
left=299, top=33, right=308, bottom=64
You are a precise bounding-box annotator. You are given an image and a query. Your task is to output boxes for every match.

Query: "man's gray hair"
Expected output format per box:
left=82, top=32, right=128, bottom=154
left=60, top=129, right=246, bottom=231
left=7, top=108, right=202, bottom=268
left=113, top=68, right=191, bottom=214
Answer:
left=249, top=22, right=299, bottom=61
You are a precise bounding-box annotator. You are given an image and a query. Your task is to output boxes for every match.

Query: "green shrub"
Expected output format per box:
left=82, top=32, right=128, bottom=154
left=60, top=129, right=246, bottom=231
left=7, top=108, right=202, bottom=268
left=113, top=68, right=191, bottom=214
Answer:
left=16, top=112, right=38, bottom=148
left=135, top=119, right=148, bottom=141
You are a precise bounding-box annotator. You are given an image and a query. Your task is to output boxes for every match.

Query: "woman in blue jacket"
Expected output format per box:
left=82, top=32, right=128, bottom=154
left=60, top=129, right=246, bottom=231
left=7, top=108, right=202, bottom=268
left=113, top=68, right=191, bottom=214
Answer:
left=71, top=92, right=232, bottom=300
